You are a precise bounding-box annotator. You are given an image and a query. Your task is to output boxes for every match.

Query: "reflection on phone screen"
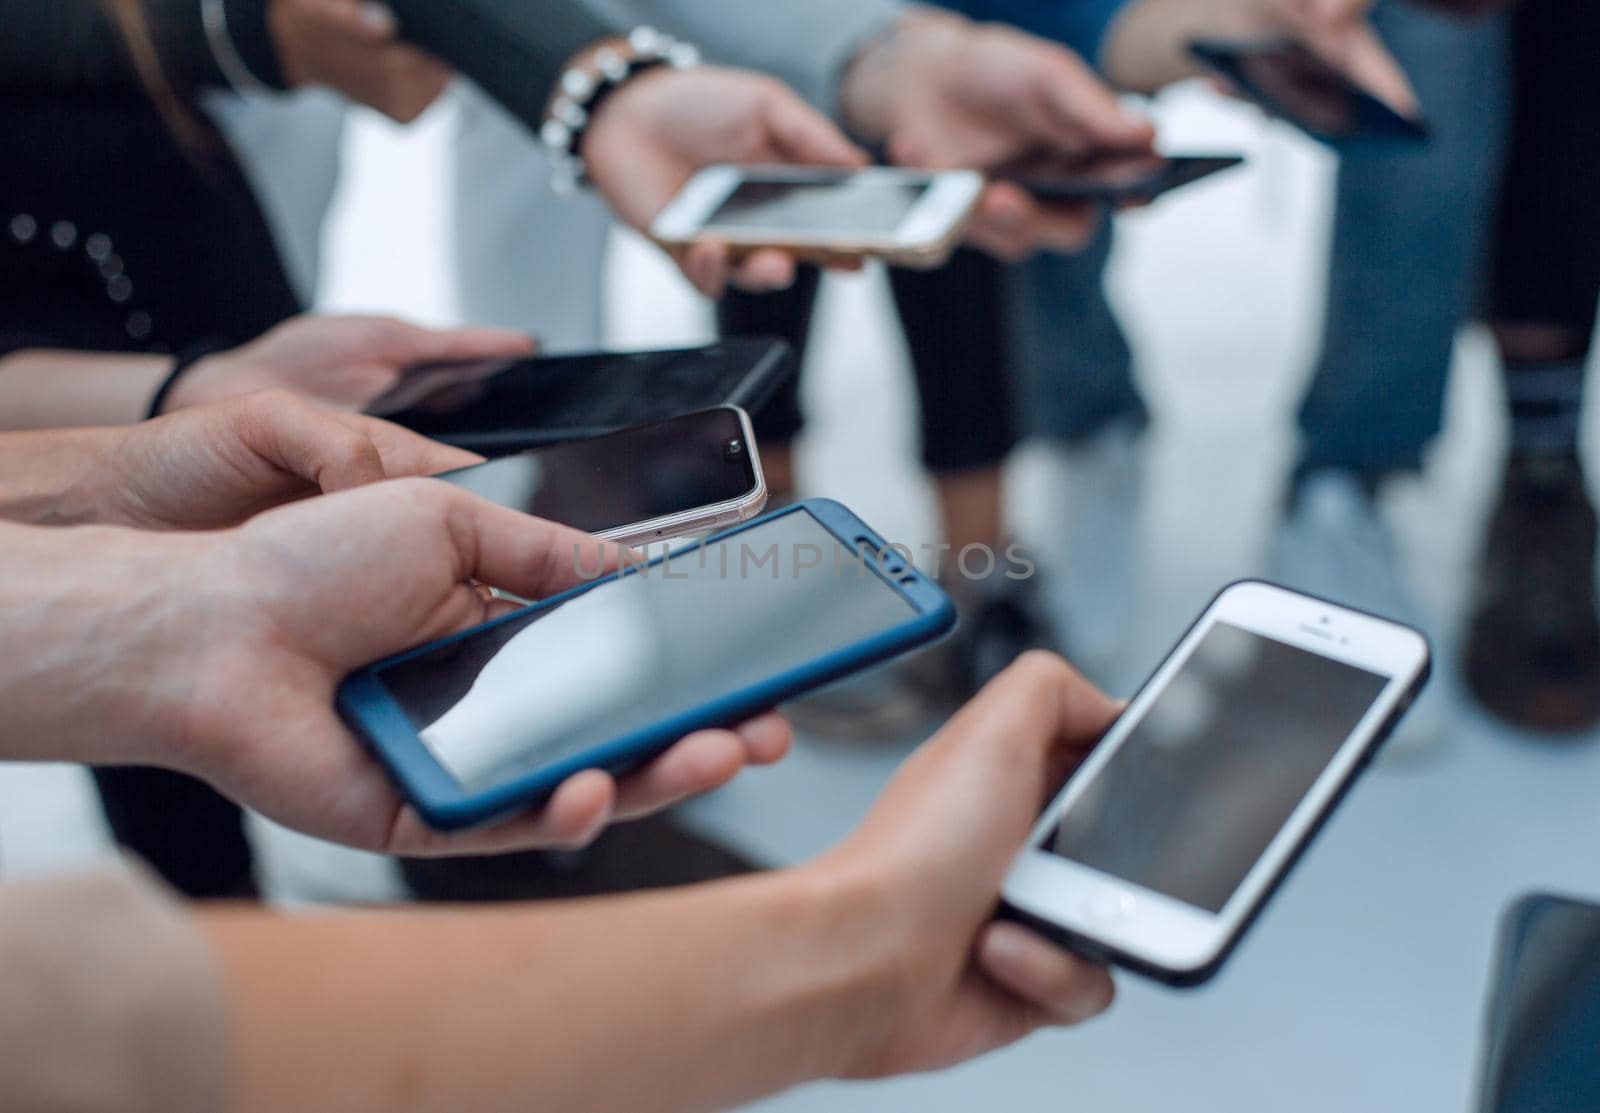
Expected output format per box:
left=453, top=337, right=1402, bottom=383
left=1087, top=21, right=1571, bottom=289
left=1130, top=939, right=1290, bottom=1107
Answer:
left=439, top=409, right=756, bottom=535
left=375, top=510, right=916, bottom=790
left=706, top=180, right=927, bottom=237
left=1043, top=622, right=1389, bottom=912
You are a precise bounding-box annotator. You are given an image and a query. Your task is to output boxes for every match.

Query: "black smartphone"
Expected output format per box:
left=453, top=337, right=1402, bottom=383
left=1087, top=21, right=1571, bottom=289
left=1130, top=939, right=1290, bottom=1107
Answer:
left=1189, top=37, right=1429, bottom=147
left=1474, top=893, right=1600, bottom=1113
left=436, top=406, right=767, bottom=545
left=997, top=153, right=1245, bottom=204
left=367, top=338, right=793, bottom=456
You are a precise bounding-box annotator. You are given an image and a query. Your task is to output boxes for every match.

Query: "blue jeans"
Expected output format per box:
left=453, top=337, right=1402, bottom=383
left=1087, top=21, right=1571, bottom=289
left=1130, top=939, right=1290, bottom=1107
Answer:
left=1297, top=2, right=1510, bottom=478
left=1011, top=2, right=1510, bottom=463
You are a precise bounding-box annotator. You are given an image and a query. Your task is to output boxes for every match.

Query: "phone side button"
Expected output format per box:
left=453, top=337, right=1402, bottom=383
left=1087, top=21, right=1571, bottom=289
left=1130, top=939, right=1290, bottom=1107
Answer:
left=1085, top=893, right=1137, bottom=922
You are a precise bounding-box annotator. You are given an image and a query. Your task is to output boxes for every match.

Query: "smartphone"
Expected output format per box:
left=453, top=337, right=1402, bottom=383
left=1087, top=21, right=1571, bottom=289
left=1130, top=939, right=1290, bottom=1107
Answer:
left=337, top=500, right=956, bottom=830
left=1001, top=580, right=1431, bottom=986
left=651, top=165, right=986, bottom=270
left=366, top=338, right=793, bottom=456
left=1474, top=893, right=1600, bottom=1113
left=998, top=153, right=1245, bottom=204
left=435, top=406, right=766, bottom=545
left=1189, top=37, right=1430, bottom=147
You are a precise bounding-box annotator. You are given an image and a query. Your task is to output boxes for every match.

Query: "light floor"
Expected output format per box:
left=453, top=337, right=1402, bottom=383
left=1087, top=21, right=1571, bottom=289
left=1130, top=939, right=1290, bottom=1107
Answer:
left=2, top=87, right=1597, bottom=1113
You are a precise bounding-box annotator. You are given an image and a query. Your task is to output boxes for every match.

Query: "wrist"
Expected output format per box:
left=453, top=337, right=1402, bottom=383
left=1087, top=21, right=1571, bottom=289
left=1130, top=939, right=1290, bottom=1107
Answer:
left=0, top=428, right=121, bottom=527
left=767, top=860, right=923, bottom=1083
left=838, top=8, right=968, bottom=142
left=0, top=523, right=213, bottom=765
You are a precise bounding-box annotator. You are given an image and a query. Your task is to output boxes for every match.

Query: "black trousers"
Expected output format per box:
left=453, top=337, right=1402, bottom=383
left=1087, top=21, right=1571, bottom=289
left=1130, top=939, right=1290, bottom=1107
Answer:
left=718, top=248, right=1019, bottom=474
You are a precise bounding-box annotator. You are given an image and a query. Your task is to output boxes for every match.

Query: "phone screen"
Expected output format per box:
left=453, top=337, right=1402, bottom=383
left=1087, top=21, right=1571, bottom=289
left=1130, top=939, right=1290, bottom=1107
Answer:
left=704, top=179, right=928, bottom=237
left=1042, top=621, right=1389, bottom=913
left=365, top=340, right=790, bottom=453
left=374, top=509, right=916, bottom=790
left=437, top=408, right=756, bottom=536
left=1478, top=897, right=1600, bottom=1113
left=999, top=154, right=1244, bottom=202
left=1191, top=38, right=1428, bottom=143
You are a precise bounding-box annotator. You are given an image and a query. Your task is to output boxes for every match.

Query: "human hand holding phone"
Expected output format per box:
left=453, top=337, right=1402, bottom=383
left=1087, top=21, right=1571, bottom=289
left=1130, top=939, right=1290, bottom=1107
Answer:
left=838, top=9, right=1157, bottom=260
left=582, top=66, right=870, bottom=297
left=0, top=390, right=475, bottom=531
left=0, top=480, right=791, bottom=857
left=161, top=314, right=537, bottom=415
left=812, top=652, right=1119, bottom=1076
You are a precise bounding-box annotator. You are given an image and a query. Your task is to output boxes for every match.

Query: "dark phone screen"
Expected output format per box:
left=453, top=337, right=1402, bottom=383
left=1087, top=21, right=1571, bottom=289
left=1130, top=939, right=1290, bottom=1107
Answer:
left=437, top=408, right=756, bottom=536
left=376, top=509, right=917, bottom=791
left=706, top=179, right=927, bottom=237
left=1191, top=38, right=1427, bottom=143
left=999, top=154, right=1244, bottom=201
left=1478, top=897, right=1600, bottom=1113
left=1042, top=622, right=1389, bottom=913
left=365, top=341, right=787, bottom=452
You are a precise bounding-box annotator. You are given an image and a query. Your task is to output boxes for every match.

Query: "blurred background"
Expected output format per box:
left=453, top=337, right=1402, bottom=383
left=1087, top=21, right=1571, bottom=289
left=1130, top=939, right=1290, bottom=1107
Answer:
left=3, top=78, right=1597, bottom=1112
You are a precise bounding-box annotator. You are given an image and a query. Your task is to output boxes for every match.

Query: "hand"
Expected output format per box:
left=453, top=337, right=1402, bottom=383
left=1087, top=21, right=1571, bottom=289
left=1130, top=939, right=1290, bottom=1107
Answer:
left=841, top=10, right=1155, bottom=258
left=1268, top=0, right=1418, bottom=117
left=268, top=0, right=451, bottom=122
left=97, top=390, right=477, bottom=530
left=148, top=480, right=791, bottom=856
left=811, top=652, right=1122, bottom=1076
left=164, top=315, right=536, bottom=414
left=581, top=65, right=870, bottom=298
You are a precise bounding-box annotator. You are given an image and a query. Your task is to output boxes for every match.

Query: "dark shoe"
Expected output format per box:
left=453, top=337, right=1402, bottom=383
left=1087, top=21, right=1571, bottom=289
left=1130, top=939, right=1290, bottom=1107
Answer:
left=399, top=814, right=759, bottom=903
left=906, top=573, right=1060, bottom=709
left=1463, top=454, right=1600, bottom=734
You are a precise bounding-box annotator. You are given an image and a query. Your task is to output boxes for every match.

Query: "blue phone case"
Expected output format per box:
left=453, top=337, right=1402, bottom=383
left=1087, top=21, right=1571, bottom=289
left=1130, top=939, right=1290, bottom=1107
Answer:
left=336, top=499, right=957, bottom=830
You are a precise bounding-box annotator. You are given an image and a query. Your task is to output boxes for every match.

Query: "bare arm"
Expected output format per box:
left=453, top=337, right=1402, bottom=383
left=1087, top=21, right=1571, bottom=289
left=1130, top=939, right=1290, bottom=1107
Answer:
left=200, top=653, right=1120, bottom=1113
left=0, top=349, right=172, bottom=429
left=205, top=870, right=878, bottom=1113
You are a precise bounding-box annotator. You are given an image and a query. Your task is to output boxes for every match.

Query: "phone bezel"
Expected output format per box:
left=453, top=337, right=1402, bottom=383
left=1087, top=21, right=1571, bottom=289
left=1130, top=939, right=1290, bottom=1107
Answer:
left=1187, top=37, right=1430, bottom=147
left=1001, top=580, right=1431, bottom=984
left=336, top=499, right=956, bottom=830
left=436, top=405, right=769, bottom=546
left=650, top=165, right=986, bottom=251
left=366, top=339, right=796, bottom=454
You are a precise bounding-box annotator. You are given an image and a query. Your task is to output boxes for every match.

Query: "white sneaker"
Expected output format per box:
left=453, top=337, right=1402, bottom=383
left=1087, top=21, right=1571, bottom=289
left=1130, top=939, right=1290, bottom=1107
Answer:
left=1031, top=419, right=1147, bottom=677
left=1268, top=470, right=1448, bottom=760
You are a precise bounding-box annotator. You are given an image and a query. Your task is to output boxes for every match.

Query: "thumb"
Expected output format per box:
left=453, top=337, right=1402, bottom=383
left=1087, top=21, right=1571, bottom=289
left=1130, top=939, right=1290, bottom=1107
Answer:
left=230, top=391, right=388, bottom=494
left=764, top=90, right=871, bottom=167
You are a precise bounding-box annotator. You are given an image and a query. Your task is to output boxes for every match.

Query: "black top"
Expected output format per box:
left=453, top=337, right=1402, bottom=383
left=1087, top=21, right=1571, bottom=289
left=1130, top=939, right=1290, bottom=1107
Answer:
left=0, top=0, right=620, bottom=359
left=1, top=0, right=618, bottom=132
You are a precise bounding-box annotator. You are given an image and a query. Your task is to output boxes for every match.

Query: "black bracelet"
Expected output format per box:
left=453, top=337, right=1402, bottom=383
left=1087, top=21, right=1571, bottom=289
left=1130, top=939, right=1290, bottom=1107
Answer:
left=145, top=344, right=220, bottom=419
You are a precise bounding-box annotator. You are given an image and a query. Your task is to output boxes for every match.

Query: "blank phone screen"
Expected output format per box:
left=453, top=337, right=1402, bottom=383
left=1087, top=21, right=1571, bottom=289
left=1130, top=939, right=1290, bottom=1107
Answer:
left=1042, top=622, right=1389, bottom=913
left=705, top=180, right=927, bottom=237
left=375, top=509, right=917, bottom=791
left=437, top=409, right=756, bottom=535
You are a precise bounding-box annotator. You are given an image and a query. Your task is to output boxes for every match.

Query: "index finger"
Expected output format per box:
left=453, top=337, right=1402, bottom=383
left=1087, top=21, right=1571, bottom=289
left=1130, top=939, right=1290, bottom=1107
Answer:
left=420, top=480, right=623, bottom=601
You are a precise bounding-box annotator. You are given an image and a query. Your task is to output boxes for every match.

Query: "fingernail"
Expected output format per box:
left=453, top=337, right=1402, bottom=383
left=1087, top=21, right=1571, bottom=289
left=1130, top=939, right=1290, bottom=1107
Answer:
left=359, top=2, right=398, bottom=34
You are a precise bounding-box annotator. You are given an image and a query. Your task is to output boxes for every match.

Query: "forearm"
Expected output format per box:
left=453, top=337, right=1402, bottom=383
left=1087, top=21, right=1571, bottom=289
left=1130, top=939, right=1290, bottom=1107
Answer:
left=0, top=349, right=172, bottom=429
left=206, top=868, right=896, bottom=1113
left=1101, top=0, right=1269, bottom=91
left=0, top=429, right=121, bottom=526
left=602, top=0, right=906, bottom=117
left=0, top=520, right=201, bottom=766
left=385, top=0, right=619, bottom=130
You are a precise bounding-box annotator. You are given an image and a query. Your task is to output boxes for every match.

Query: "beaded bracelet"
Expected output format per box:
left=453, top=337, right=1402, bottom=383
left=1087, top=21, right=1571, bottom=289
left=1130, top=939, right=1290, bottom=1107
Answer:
left=540, top=26, right=701, bottom=194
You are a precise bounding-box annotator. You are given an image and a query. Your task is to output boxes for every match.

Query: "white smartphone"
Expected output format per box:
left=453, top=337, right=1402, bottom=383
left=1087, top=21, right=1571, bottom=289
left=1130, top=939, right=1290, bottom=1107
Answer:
left=436, top=406, right=766, bottom=546
left=1001, top=580, right=1431, bottom=986
left=650, top=165, right=986, bottom=268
